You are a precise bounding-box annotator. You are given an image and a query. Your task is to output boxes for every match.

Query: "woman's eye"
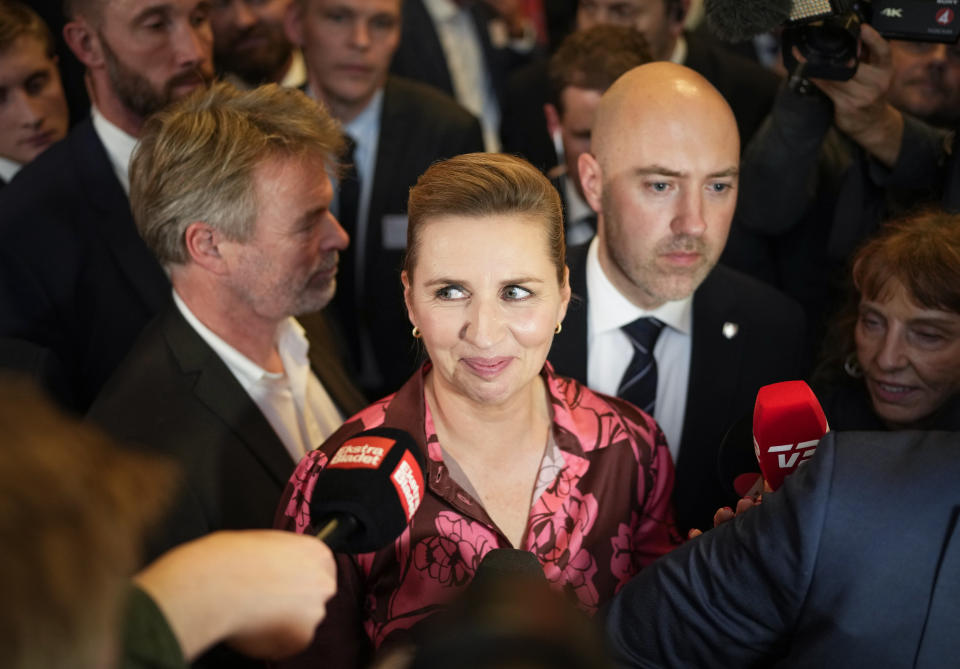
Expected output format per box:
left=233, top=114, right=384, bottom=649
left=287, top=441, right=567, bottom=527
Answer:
left=502, top=285, right=532, bottom=300
left=436, top=285, right=466, bottom=300
left=913, top=330, right=945, bottom=347
left=859, top=314, right=883, bottom=332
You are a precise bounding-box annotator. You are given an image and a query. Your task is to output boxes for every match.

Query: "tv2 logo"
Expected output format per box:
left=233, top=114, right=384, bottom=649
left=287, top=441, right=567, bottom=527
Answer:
left=768, top=439, right=818, bottom=469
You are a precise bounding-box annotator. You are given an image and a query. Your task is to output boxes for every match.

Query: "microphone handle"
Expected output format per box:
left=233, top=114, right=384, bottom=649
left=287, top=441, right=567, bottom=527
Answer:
left=316, top=514, right=360, bottom=551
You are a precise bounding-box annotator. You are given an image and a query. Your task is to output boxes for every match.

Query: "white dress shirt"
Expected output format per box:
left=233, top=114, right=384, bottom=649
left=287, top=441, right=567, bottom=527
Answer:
left=280, top=49, right=307, bottom=89
left=671, top=34, right=688, bottom=65
left=421, top=0, right=502, bottom=151
left=91, top=106, right=138, bottom=195
left=584, top=238, right=692, bottom=462
left=0, top=156, right=21, bottom=183
left=173, top=291, right=343, bottom=462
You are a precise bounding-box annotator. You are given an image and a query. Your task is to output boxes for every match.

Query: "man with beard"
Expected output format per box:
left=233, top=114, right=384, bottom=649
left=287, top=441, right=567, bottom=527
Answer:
left=89, top=81, right=364, bottom=566
left=0, top=0, right=214, bottom=411
left=210, top=0, right=307, bottom=88
left=548, top=63, right=806, bottom=536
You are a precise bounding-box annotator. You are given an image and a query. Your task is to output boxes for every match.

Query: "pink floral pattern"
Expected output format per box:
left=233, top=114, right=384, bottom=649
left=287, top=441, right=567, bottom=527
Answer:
left=610, top=511, right=645, bottom=593
left=414, top=512, right=494, bottom=586
left=274, top=363, right=681, bottom=668
left=529, top=479, right=602, bottom=610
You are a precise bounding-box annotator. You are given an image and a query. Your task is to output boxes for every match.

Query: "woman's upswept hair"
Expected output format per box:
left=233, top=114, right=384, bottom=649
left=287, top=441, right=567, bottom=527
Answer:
left=405, top=153, right=565, bottom=284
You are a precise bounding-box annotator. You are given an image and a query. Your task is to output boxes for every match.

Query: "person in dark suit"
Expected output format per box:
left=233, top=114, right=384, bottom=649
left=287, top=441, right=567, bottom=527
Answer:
left=286, top=0, right=485, bottom=398
left=606, top=429, right=960, bottom=667
left=0, top=0, right=214, bottom=411
left=738, top=25, right=957, bottom=355
left=499, top=0, right=781, bottom=173
left=89, top=82, right=366, bottom=563
left=543, top=24, right=652, bottom=247
left=389, top=0, right=537, bottom=151
left=0, top=1, right=69, bottom=186
left=548, top=62, right=805, bottom=534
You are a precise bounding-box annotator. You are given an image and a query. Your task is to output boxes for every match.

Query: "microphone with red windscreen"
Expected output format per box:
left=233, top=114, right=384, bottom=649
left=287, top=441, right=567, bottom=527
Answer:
left=752, top=380, right=829, bottom=492
left=310, top=427, right=427, bottom=553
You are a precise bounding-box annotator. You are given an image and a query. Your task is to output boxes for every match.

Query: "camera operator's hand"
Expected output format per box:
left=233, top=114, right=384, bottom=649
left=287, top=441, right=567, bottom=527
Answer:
left=813, top=24, right=904, bottom=167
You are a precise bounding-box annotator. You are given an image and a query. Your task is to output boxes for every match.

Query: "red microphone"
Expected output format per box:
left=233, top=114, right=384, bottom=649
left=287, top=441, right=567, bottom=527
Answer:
left=752, top=380, right=829, bottom=492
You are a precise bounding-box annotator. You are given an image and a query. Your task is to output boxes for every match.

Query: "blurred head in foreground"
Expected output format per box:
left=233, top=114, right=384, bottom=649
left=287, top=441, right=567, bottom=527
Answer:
left=0, top=376, right=173, bottom=669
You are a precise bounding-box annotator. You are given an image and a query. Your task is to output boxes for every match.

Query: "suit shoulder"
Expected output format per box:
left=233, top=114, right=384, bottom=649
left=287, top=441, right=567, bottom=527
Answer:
left=385, top=76, right=480, bottom=128
left=686, top=33, right=780, bottom=92
left=505, top=58, right=548, bottom=93
left=0, top=123, right=107, bottom=244
left=0, top=135, right=80, bottom=217
left=88, top=318, right=177, bottom=413
left=704, top=265, right=804, bottom=322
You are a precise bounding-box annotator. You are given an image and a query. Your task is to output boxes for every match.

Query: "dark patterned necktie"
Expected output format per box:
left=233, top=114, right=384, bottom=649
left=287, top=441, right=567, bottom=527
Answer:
left=617, top=317, right=665, bottom=415
left=333, top=134, right=362, bottom=368
left=338, top=134, right=359, bottom=239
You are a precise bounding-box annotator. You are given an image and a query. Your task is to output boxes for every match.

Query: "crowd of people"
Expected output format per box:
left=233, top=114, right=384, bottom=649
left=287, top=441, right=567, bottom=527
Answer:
left=0, top=0, right=958, bottom=668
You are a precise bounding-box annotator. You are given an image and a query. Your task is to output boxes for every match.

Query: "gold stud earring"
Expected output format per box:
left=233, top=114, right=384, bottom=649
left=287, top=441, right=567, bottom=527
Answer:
left=412, top=326, right=422, bottom=339
left=554, top=322, right=563, bottom=334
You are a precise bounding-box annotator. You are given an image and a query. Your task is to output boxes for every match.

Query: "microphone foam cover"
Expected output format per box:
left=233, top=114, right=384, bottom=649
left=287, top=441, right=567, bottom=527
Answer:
left=753, top=381, right=828, bottom=491
left=705, top=0, right=792, bottom=42
left=310, top=427, right=426, bottom=553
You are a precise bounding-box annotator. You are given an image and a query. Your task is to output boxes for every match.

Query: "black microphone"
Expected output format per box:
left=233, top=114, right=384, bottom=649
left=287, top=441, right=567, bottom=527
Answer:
left=469, top=548, right=547, bottom=588
left=704, top=0, right=792, bottom=42
left=310, top=427, right=427, bottom=553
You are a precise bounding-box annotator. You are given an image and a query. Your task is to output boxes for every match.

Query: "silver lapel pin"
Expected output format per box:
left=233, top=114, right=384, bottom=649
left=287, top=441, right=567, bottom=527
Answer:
left=722, top=322, right=739, bottom=340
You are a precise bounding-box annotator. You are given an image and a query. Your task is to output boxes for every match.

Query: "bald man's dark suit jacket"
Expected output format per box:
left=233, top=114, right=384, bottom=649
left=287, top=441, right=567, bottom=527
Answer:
left=548, top=244, right=806, bottom=533
left=88, top=301, right=367, bottom=562
left=607, top=429, right=960, bottom=668
left=0, top=118, right=169, bottom=412
left=332, top=76, right=484, bottom=397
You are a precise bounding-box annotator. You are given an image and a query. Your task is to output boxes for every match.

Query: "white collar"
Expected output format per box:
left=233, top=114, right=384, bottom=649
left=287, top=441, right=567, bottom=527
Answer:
left=0, top=155, right=21, bottom=183
left=563, top=174, right=593, bottom=225
left=280, top=49, right=308, bottom=89
left=344, top=86, right=384, bottom=141
left=422, top=0, right=463, bottom=23
left=172, top=289, right=309, bottom=382
left=91, top=106, right=139, bottom=195
left=670, top=34, right=688, bottom=65
left=585, top=236, right=693, bottom=336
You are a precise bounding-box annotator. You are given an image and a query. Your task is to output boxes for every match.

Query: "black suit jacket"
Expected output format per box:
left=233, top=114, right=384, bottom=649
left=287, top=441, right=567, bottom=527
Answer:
left=549, top=244, right=806, bottom=532
left=390, top=0, right=532, bottom=109
left=0, top=118, right=169, bottom=411
left=332, top=76, right=484, bottom=397
left=88, top=300, right=367, bottom=561
left=683, top=31, right=781, bottom=150
left=607, top=429, right=960, bottom=668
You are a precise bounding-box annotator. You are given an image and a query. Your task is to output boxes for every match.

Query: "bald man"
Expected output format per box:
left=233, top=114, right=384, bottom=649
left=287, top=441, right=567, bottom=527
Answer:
left=548, top=63, right=806, bottom=534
